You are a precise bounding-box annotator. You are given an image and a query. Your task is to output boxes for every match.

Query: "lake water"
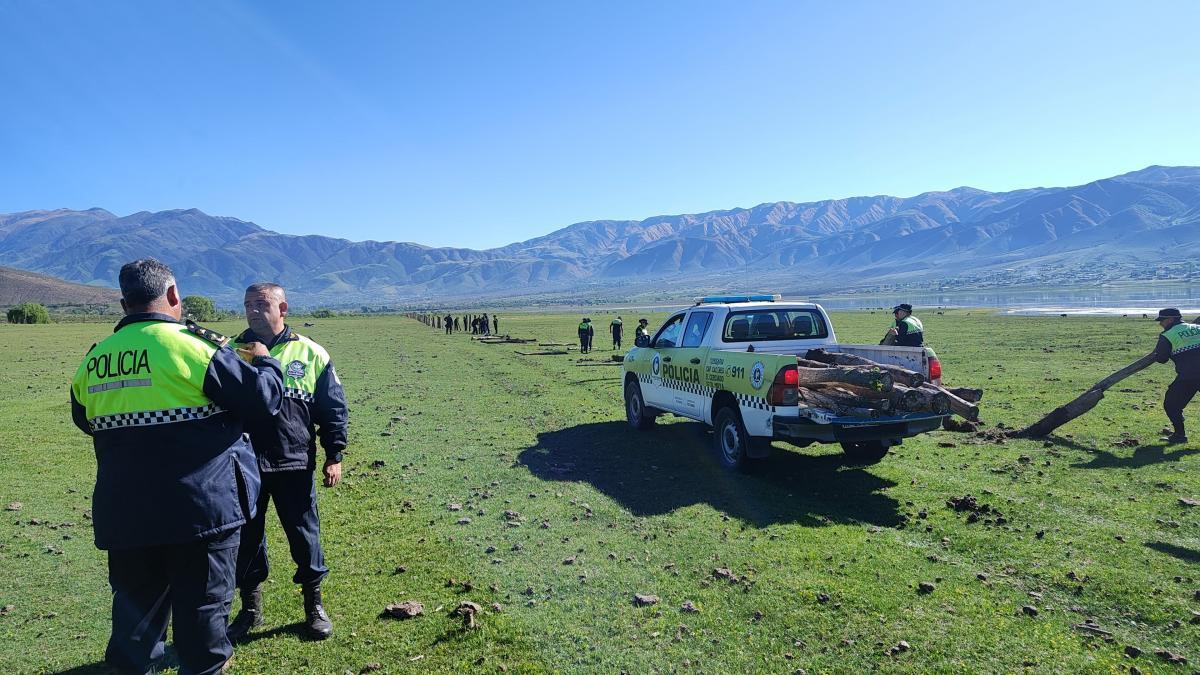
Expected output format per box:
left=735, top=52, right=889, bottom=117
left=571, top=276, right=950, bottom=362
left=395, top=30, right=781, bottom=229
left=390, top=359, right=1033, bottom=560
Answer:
left=806, top=284, right=1200, bottom=316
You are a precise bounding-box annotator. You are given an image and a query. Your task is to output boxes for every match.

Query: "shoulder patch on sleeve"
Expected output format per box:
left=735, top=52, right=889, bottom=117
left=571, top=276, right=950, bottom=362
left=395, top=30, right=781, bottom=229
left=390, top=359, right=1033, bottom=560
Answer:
left=185, top=319, right=231, bottom=348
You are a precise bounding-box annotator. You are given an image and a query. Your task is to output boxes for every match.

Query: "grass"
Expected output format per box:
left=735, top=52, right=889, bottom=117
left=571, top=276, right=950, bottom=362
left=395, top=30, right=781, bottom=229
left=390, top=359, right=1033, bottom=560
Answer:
left=0, top=309, right=1197, bottom=673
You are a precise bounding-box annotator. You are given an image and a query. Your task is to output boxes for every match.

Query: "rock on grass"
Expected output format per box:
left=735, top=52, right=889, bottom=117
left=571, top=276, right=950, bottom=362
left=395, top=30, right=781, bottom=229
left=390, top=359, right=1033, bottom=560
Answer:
left=633, top=593, right=659, bottom=607
left=382, top=601, right=424, bottom=619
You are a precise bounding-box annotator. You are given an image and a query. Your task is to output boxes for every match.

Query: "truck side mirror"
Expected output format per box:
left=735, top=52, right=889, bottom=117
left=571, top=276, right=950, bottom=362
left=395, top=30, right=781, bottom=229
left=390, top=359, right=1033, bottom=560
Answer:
left=635, top=334, right=650, bottom=348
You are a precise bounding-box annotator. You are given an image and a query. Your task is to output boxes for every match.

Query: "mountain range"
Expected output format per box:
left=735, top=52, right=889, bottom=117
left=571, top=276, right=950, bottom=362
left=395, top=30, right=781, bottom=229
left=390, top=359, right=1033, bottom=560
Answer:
left=2, top=165, right=1198, bottom=306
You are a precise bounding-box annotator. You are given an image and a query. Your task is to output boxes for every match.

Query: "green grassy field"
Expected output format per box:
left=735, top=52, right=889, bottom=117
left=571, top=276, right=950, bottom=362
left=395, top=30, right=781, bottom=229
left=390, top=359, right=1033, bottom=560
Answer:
left=1, top=310, right=1197, bottom=673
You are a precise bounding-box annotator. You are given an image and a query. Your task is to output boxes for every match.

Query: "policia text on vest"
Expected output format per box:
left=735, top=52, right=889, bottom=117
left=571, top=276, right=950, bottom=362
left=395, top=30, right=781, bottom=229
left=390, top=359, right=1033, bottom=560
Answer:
left=71, top=292, right=284, bottom=674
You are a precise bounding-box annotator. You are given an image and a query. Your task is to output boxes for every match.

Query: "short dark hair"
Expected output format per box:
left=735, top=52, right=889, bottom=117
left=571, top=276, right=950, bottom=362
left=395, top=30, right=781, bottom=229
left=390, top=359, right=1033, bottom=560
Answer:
left=245, top=282, right=286, bottom=301
left=119, top=258, right=175, bottom=307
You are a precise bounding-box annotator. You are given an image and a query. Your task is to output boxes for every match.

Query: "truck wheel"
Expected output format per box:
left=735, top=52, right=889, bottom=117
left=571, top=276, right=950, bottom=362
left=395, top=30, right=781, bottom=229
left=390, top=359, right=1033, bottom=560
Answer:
left=840, top=440, right=892, bottom=465
left=625, top=380, right=655, bottom=430
left=713, top=406, right=754, bottom=470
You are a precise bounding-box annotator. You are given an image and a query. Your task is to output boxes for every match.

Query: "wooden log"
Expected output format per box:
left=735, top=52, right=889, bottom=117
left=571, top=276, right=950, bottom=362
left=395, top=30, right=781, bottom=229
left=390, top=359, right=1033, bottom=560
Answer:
left=1010, top=352, right=1158, bottom=438
left=794, top=365, right=894, bottom=392
left=798, top=388, right=885, bottom=417
left=805, top=349, right=925, bottom=387
left=919, top=383, right=978, bottom=421
left=890, top=384, right=950, bottom=414
left=805, top=381, right=891, bottom=400
left=947, top=387, right=983, bottom=403
left=795, top=358, right=832, bottom=369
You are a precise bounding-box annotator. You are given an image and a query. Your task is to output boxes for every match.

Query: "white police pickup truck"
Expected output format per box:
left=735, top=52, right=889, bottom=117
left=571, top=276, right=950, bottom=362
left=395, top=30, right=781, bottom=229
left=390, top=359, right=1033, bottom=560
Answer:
left=622, top=295, right=946, bottom=468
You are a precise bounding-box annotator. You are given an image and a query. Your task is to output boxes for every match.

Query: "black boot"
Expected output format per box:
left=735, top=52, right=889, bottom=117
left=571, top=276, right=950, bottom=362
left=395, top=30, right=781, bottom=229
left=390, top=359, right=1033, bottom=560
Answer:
left=1162, top=432, right=1188, bottom=445
left=302, top=583, right=332, bottom=640
left=226, top=586, right=263, bottom=643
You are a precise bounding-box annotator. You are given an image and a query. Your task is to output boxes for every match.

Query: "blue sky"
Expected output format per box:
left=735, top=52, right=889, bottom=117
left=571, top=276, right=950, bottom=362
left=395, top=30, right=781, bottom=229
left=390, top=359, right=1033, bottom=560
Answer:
left=1, top=1, right=1197, bottom=249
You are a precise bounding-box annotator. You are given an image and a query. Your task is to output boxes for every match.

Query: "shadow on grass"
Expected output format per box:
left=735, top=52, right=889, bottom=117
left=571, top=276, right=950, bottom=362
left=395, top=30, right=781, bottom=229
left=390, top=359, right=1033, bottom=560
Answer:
left=518, top=421, right=900, bottom=528
left=237, top=621, right=310, bottom=644
left=51, top=666, right=121, bottom=675
left=1071, top=443, right=1200, bottom=469
left=1144, top=541, right=1200, bottom=564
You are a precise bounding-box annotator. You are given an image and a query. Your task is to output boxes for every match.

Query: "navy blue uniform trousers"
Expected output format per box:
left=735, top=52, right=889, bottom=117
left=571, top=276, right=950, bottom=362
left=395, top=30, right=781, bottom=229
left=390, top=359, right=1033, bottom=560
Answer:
left=237, top=470, right=328, bottom=588
left=105, top=529, right=239, bottom=675
left=1165, top=377, right=1200, bottom=434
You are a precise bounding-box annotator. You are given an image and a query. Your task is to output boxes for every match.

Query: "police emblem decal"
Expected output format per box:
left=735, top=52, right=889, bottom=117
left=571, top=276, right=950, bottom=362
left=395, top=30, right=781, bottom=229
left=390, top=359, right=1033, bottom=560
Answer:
left=750, top=361, right=765, bottom=390
left=651, top=353, right=661, bottom=377
left=286, top=360, right=306, bottom=379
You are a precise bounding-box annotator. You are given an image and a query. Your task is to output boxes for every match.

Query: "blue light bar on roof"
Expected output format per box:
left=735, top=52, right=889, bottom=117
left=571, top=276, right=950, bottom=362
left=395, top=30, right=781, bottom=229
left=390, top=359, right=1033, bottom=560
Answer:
left=696, top=294, right=781, bottom=304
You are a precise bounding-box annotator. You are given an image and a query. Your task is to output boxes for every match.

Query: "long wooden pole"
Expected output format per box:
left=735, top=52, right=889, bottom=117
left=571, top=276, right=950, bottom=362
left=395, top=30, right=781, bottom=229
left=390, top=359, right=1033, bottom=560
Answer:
left=1011, top=352, right=1158, bottom=438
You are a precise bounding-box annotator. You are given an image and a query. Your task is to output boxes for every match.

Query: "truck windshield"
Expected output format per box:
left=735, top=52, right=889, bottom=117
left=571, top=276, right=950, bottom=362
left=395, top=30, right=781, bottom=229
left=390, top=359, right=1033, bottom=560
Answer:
left=722, top=308, right=829, bottom=342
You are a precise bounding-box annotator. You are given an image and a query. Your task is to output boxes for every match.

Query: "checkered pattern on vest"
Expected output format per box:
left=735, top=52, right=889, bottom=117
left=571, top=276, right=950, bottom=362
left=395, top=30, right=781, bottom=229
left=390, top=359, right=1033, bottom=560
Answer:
left=88, top=403, right=225, bottom=431
left=284, top=387, right=315, bottom=402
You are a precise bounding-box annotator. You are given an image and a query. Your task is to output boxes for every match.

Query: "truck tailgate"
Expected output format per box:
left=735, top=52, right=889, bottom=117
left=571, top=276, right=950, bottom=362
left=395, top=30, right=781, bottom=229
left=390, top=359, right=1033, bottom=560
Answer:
left=830, top=344, right=930, bottom=374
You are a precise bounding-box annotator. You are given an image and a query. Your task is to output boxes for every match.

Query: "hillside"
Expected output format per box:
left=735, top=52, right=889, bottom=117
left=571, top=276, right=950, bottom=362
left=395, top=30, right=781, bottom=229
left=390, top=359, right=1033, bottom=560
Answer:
left=2, top=166, right=1199, bottom=304
left=0, top=265, right=120, bottom=307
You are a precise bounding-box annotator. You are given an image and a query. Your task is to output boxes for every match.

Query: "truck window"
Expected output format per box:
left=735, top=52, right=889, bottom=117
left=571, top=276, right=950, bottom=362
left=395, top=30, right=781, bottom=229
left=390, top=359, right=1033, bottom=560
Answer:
left=682, top=311, right=713, bottom=348
left=652, top=314, right=686, bottom=348
left=722, top=309, right=829, bottom=342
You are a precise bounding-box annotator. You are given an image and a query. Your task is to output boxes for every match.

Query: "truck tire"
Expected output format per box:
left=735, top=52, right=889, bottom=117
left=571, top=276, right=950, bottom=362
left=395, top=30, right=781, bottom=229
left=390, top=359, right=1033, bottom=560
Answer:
left=625, top=380, right=655, bottom=430
left=713, top=406, right=762, bottom=470
left=840, top=439, right=892, bottom=465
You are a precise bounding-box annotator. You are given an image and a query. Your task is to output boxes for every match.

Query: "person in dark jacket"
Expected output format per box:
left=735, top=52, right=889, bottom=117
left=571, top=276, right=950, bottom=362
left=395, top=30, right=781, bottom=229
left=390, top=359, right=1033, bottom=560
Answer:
left=493, top=315, right=499, bottom=334
left=1152, top=308, right=1200, bottom=444
left=71, top=259, right=283, bottom=675
left=578, top=318, right=595, bottom=353
left=444, top=313, right=454, bottom=334
left=882, top=303, right=924, bottom=346
left=610, top=316, right=624, bottom=350
left=228, top=283, right=350, bottom=642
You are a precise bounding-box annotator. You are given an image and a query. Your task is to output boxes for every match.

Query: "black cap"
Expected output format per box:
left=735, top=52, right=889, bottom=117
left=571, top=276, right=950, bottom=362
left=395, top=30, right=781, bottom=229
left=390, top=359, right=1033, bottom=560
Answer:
left=1155, top=308, right=1182, bottom=321
left=892, top=303, right=913, bottom=313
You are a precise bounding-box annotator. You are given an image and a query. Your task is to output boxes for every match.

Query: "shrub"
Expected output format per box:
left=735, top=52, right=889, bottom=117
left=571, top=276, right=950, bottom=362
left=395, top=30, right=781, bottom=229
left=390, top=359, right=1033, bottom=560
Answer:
left=6, top=302, right=51, bottom=324
left=181, top=295, right=217, bottom=322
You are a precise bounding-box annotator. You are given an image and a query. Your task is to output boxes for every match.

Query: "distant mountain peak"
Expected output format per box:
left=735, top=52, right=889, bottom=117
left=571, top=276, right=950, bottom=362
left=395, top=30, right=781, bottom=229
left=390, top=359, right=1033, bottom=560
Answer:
left=2, top=165, right=1198, bottom=304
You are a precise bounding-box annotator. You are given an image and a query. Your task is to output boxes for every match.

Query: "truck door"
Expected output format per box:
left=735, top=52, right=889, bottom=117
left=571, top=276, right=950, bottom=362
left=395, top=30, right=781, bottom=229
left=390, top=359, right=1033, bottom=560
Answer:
left=672, top=310, right=715, bottom=419
left=643, top=312, right=686, bottom=411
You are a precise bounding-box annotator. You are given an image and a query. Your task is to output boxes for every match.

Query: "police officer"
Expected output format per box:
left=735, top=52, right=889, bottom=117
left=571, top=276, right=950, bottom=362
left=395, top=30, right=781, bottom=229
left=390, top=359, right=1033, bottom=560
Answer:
left=1152, top=308, right=1200, bottom=444
left=578, top=317, right=594, bottom=353
left=635, top=318, right=651, bottom=346
left=882, top=303, right=924, bottom=346
left=70, top=259, right=283, bottom=675
left=228, top=283, right=349, bottom=641
left=444, top=313, right=454, bottom=334
left=610, top=316, right=624, bottom=350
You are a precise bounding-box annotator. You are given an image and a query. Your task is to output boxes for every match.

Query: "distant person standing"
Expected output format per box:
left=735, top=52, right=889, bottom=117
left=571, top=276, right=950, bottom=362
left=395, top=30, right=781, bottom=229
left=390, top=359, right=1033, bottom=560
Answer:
left=1152, top=308, right=1200, bottom=444
left=70, top=259, right=283, bottom=675
left=444, top=313, right=453, bottom=335
left=493, top=315, right=499, bottom=334
left=228, top=283, right=349, bottom=642
left=610, top=316, right=624, bottom=350
left=578, top=317, right=594, bottom=353
left=453, top=317, right=460, bottom=332
left=882, top=303, right=924, bottom=346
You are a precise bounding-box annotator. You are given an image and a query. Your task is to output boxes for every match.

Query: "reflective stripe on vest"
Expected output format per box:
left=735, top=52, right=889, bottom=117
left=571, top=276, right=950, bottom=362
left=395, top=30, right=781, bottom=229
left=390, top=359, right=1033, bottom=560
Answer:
left=901, top=316, right=924, bottom=333
left=1163, top=322, right=1200, bottom=356
left=271, top=333, right=330, bottom=402
left=72, top=321, right=220, bottom=431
